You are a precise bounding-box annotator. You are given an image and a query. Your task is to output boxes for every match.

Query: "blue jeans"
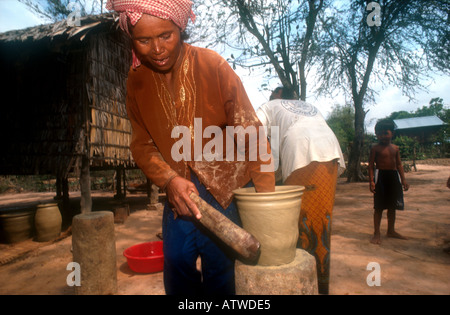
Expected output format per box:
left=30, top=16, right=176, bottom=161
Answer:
left=162, top=173, right=242, bottom=295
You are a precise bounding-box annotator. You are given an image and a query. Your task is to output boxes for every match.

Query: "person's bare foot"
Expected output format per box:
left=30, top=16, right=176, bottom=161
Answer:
left=370, top=233, right=381, bottom=245
left=387, top=231, right=408, bottom=240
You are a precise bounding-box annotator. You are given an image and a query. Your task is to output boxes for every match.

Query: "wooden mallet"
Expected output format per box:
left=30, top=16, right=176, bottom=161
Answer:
left=189, top=192, right=261, bottom=263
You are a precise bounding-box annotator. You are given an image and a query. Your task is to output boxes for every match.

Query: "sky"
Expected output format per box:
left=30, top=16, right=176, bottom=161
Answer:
left=1, top=0, right=449, bottom=133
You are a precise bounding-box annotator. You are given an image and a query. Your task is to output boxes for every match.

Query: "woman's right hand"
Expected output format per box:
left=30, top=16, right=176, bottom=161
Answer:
left=165, top=176, right=202, bottom=220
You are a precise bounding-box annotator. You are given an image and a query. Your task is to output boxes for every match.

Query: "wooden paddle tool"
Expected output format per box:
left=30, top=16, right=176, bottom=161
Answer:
left=189, top=192, right=261, bottom=263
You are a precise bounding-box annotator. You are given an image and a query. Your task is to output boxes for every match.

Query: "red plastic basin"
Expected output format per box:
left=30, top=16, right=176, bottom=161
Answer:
left=123, top=241, right=164, bottom=274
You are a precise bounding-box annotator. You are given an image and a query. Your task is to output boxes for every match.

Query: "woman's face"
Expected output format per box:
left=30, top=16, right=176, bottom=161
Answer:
left=131, top=14, right=183, bottom=73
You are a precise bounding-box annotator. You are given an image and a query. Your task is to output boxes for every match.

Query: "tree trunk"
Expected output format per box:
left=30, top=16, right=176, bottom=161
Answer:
left=346, top=31, right=382, bottom=182
left=298, top=0, right=324, bottom=101
left=347, top=98, right=366, bottom=182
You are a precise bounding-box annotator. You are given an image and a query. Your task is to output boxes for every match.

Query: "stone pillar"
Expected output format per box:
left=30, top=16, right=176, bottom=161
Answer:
left=72, top=211, right=117, bottom=295
left=235, top=249, right=318, bottom=295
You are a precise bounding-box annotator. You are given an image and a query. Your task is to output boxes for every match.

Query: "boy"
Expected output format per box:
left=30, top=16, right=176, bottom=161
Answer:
left=368, top=119, right=409, bottom=245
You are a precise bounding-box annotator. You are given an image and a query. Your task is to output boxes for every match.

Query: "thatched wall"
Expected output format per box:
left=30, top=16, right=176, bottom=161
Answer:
left=0, top=14, right=134, bottom=178
left=86, top=28, right=133, bottom=167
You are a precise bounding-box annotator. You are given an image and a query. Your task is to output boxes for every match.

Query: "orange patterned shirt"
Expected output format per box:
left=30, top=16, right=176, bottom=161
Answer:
left=126, top=43, right=275, bottom=208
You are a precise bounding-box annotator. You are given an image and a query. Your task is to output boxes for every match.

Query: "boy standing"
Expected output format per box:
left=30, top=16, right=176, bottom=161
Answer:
left=368, top=119, right=409, bottom=245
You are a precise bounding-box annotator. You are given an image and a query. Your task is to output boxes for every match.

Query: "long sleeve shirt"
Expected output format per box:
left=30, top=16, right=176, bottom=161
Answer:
left=126, top=43, right=275, bottom=209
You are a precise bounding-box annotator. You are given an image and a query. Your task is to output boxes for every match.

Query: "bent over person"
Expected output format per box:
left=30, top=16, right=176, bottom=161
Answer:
left=257, top=88, right=345, bottom=294
left=106, top=0, right=275, bottom=295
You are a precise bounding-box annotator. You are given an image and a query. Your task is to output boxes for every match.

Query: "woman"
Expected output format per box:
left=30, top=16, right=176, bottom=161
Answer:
left=106, top=0, right=274, bottom=295
left=257, top=89, right=345, bottom=294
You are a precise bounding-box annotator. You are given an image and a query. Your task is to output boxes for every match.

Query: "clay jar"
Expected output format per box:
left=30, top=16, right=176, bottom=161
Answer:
left=34, top=203, right=62, bottom=242
left=0, top=208, right=35, bottom=243
left=233, top=186, right=304, bottom=266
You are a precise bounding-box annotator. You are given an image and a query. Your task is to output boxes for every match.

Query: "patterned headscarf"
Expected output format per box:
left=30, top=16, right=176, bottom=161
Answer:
left=106, top=0, right=196, bottom=68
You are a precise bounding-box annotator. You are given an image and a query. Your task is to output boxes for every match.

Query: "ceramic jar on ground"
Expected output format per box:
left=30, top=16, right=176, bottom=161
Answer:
left=0, top=208, right=35, bottom=243
left=233, top=185, right=304, bottom=266
left=34, top=203, right=62, bottom=242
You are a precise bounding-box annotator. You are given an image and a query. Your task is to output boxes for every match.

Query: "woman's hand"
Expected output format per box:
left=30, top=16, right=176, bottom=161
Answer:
left=165, top=176, right=201, bottom=219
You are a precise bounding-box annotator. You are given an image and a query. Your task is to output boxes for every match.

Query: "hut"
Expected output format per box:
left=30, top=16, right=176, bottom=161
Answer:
left=0, top=13, right=135, bottom=220
left=393, top=116, right=446, bottom=143
left=393, top=115, right=448, bottom=169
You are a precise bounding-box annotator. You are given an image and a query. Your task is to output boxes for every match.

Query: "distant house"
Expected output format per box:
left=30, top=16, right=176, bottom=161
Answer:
left=0, top=13, right=134, bottom=217
left=393, top=116, right=446, bottom=144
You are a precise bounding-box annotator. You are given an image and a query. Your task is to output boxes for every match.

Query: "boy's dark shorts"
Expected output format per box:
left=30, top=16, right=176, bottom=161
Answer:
left=374, top=169, right=404, bottom=211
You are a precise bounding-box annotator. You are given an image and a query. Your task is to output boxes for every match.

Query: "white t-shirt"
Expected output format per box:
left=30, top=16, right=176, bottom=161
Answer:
left=257, top=99, right=346, bottom=182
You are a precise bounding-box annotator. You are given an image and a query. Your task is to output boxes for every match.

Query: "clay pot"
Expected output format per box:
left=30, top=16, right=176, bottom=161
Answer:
left=0, top=208, right=35, bottom=244
left=34, top=203, right=62, bottom=242
left=233, top=185, right=304, bottom=266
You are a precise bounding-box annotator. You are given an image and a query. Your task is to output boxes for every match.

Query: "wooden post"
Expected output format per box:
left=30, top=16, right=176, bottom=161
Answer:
left=80, top=155, right=92, bottom=213
left=114, top=165, right=125, bottom=199
left=57, top=176, right=71, bottom=226
left=62, top=177, right=69, bottom=209
left=55, top=177, right=62, bottom=200
left=146, top=178, right=152, bottom=199
left=122, top=167, right=127, bottom=198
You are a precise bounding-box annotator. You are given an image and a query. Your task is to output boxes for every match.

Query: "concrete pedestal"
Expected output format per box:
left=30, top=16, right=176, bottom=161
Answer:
left=72, top=211, right=117, bottom=295
left=235, top=249, right=318, bottom=295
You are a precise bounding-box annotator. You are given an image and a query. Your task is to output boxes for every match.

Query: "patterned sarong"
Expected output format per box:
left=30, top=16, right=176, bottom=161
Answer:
left=284, top=160, right=338, bottom=295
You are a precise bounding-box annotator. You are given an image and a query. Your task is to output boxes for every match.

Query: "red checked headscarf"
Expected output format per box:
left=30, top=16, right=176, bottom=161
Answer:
left=106, top=0, right=196, bottom=68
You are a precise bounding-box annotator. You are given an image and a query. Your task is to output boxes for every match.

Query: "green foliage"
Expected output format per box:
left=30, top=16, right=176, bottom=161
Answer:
left=326, top=103, right=355, bottom=154
left=0, top=169, right=148, bottom=194
left=392, top=135, right=419, bottom=160
left=387, top=97, right=449, bottom=121
left=326, top=103, right=377, bottom=164
left=0, top=175, right=55, bottom=193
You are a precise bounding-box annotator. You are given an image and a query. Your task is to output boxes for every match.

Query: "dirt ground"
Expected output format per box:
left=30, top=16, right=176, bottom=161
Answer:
left=0, top=161, right=449, bottom=295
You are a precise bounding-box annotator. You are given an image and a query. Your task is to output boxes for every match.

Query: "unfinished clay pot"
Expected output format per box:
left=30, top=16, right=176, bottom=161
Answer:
left=233, top=186, right=304, bottom=266
left=35, top=203, right=62, bottom=242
